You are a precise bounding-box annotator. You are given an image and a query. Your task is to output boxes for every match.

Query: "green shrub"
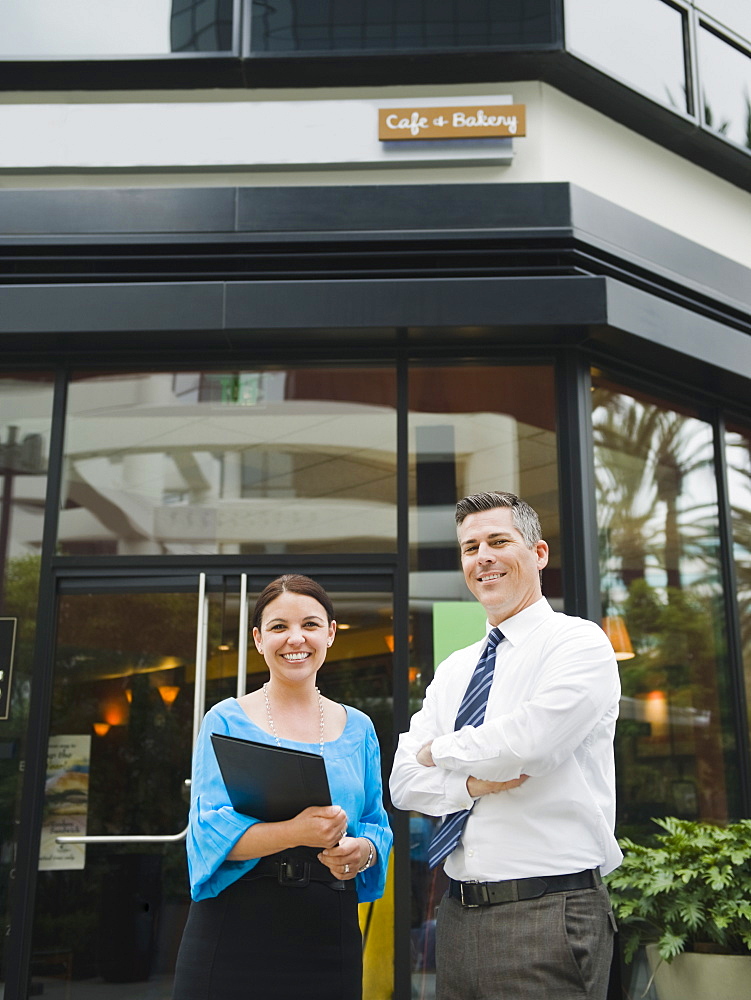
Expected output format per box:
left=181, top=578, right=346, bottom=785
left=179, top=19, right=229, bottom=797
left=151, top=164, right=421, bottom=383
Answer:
left=606, top=816, right=751, bottom=963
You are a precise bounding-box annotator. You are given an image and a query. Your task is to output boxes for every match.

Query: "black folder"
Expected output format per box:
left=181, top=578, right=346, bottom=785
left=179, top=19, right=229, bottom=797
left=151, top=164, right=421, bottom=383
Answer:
left=211, top=732, right=331, bottom=822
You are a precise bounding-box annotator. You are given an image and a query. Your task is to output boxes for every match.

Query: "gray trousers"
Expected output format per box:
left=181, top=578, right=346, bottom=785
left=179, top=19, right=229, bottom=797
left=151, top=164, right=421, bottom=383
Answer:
left=435, top=883, right=616, bottom=1000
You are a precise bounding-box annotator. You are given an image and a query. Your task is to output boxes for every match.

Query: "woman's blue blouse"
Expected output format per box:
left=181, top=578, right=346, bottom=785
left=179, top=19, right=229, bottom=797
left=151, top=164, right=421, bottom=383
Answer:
left=186, top=698, right=393, bottom=903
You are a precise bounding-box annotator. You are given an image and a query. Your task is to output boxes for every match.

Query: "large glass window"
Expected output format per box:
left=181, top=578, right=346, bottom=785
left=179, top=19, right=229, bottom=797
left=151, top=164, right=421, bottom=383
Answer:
left=0, top=0, right=234, bottom=57
left=249, top=0, right=559, bottom=54
left=0, top=375, right=55, bottom=992
left=592, top=372, right=741, bottom=838
left=61, top=368, right=397, bottom=556
left=405, top=363, right=559, bottom=999
left=565, top=0, right=689, bottom=112
left=726, top=419, right=751, bottom=743
left=698, top=25, right=751, bottom=148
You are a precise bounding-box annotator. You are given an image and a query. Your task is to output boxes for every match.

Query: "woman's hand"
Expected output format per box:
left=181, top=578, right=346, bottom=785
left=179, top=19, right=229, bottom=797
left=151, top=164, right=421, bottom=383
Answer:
left=227, top=804, right=348, bottom=860
left=288, top=804, right=349, bottom=849
left=318, top=836, right=372, bottom=880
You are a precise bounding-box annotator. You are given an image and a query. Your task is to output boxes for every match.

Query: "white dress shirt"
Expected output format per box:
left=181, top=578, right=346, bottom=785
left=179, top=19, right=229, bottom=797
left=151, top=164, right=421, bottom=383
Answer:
left=390, top=598, right=622, bottom=881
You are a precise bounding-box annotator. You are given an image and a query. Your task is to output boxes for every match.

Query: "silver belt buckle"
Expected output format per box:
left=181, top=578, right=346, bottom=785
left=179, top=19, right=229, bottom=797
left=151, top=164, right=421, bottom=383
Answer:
left=460, top=879, right=480, bottom=907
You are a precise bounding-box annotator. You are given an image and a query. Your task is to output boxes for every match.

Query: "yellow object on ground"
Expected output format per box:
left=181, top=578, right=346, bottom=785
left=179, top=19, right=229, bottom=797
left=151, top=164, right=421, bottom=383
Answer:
left=359, top=858, right=394, bottom=999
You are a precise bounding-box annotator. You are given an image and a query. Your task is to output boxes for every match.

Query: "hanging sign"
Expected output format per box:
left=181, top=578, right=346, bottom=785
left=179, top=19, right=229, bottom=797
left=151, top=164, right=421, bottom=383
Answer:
left=379, top=104, right=526, bottom=141
left=0, top=617, right=16, bottom=721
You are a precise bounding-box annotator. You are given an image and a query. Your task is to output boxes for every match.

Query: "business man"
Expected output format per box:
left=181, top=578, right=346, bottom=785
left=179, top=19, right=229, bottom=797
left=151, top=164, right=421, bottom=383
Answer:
left=390, top=491, right=621, bottom=1000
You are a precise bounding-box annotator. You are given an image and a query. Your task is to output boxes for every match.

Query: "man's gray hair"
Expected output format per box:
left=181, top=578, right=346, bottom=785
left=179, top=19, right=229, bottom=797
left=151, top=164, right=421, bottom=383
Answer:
left=455, top=492, right=542, bottom=548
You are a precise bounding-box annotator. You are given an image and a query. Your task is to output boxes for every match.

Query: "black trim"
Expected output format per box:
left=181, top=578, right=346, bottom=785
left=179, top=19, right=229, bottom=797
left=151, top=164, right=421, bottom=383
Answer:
left=1, top=183, right=749, bottom=322
left=392, top=333, right=412, bottom=1000
left=49, top=554, right=399, bottom=596
left=556, top=353, right=600, bottom=621
left=4, top=370, right=68, bottom=1000
left=49, top=552, right=397, bottom=571
left=713, top=411, right=751, bottom=817
left=224, top=275, right=608, bottom=331
left=0, top=272, right=748, bottom=411
left=0, top=180, right=748, bottom=417
left=0, top=188, right=238, bottom=236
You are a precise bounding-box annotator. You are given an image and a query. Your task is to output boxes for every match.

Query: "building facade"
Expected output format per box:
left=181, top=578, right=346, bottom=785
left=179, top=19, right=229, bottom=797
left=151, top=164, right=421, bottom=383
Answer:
left=1, top=3, right=750, bottom=998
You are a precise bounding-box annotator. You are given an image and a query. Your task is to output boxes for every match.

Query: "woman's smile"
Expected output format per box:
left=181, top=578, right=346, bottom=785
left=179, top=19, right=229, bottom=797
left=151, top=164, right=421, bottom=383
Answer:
left=253, top=590, right=337, bottom=683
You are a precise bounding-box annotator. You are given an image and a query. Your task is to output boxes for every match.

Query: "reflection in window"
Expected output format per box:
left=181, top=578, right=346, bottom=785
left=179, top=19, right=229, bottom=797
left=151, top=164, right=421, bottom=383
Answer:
left=406, top=364, right=558, bottom=998
left=250, top=0, right=559, bottom=54
left=592, top=373, right=741, bottom=837
left=699, top=25, right=751, bottom=148
left=0, top=375, right=54, bottom=991
left=0, top=0, right=234, bottom=57
left=726, top=421, right=751, bottom=743
left=171, top=0, right=234, bottom=51
left=35, top=587, right=200, bottom=987
left=62, top=368, right=397, bottom=556
left=565, top=0, right=689, bottom=112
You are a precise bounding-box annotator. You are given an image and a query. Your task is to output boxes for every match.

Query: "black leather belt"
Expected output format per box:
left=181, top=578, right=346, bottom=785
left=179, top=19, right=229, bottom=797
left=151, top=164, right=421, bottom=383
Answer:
left=242, top=851, right=355, bottom=892
left=449, top=869, right=601, bottom=907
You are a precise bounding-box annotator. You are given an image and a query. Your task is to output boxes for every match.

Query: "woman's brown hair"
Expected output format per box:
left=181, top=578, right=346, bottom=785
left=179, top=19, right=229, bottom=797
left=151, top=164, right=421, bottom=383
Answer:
left=252, top=574, right=335, bottom=629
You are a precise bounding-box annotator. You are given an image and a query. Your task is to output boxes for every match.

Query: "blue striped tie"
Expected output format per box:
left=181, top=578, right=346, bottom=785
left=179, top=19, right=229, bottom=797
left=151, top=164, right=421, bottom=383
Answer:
left=427, top=626, right=505, bottom=869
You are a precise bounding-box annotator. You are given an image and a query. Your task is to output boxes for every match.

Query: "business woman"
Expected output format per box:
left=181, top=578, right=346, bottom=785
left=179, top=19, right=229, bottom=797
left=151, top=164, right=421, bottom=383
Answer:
left=173, top=574, right=392, bottom=1000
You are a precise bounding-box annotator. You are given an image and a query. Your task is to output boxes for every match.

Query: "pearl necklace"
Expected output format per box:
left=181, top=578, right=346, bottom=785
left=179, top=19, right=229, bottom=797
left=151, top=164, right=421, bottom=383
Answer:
left=263, top=682, right=325, bottom=756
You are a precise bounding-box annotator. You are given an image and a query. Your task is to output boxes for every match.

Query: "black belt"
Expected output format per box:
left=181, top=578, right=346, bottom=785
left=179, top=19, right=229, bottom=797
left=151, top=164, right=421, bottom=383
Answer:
left=242, top=850, right=355, bottom=892
left=449, top=869, right=601, bottom=907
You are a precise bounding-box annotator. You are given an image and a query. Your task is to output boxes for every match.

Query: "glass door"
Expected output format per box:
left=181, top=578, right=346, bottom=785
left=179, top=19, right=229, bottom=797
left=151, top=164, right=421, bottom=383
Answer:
left=27, top=570, right=395, bottom=1000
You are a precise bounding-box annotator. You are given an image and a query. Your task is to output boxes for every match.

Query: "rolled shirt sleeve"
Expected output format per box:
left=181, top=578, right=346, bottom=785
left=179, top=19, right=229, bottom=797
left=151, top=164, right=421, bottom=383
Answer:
left=390, top=645, right=480, bottom=816
left=187, top=707, right=261, bottom=901
left=354, top=722, right=394, bottom=902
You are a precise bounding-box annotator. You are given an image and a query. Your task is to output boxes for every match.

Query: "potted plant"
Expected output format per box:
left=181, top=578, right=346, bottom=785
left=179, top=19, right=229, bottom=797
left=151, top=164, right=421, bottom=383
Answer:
left=606, top=816, right=751, bottom=1000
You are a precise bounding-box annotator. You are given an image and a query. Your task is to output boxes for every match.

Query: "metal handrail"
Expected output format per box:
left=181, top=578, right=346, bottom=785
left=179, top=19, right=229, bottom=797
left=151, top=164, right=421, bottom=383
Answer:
left=56, top=780, right=193, bottom=845
left=56, top=827, right=189, bottom=845
left=192, top=572, right=208, bottom=749
left=236, top=573, right=248, bottom=698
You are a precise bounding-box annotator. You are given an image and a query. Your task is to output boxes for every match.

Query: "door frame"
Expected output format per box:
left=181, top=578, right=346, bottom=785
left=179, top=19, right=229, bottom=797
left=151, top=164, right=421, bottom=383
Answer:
left=7, top=552, right=410, bottom=1000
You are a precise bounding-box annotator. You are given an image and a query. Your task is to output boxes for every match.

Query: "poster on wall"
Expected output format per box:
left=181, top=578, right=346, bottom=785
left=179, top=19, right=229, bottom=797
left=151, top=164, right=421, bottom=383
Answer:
left=38, top=734, right=91, bottom=871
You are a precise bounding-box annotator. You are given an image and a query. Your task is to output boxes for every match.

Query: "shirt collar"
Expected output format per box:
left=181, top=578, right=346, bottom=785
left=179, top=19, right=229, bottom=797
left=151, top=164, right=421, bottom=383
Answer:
left=484, top=597, right=553, bottom=646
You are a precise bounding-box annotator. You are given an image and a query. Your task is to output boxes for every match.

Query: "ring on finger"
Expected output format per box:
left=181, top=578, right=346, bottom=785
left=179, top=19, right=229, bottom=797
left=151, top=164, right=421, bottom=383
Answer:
left=344, top=864, right=350, bottom=874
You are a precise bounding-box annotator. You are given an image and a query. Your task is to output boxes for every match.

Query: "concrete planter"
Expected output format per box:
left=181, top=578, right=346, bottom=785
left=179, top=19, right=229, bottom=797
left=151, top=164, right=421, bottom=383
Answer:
left=646, top=945, right=751, bottom=1000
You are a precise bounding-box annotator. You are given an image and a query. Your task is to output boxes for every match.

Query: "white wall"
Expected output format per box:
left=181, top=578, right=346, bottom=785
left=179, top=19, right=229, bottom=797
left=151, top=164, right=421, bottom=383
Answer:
left=1, top=80, right=750, bottom=269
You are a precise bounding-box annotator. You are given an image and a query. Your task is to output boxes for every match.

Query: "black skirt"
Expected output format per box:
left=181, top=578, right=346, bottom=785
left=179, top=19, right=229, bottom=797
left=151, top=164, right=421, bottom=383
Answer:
left=172, top=854, right=362, bottom=1000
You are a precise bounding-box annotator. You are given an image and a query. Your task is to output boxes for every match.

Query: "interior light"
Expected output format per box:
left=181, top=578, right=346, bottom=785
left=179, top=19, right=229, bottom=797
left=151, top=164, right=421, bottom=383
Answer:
left=158, top=685, right=180, bottom=708
left=602, top=615, right=635, bottom=660
left=644, top=690, right=669, bottom=738
left=102, top=699, right=128, bottom=726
